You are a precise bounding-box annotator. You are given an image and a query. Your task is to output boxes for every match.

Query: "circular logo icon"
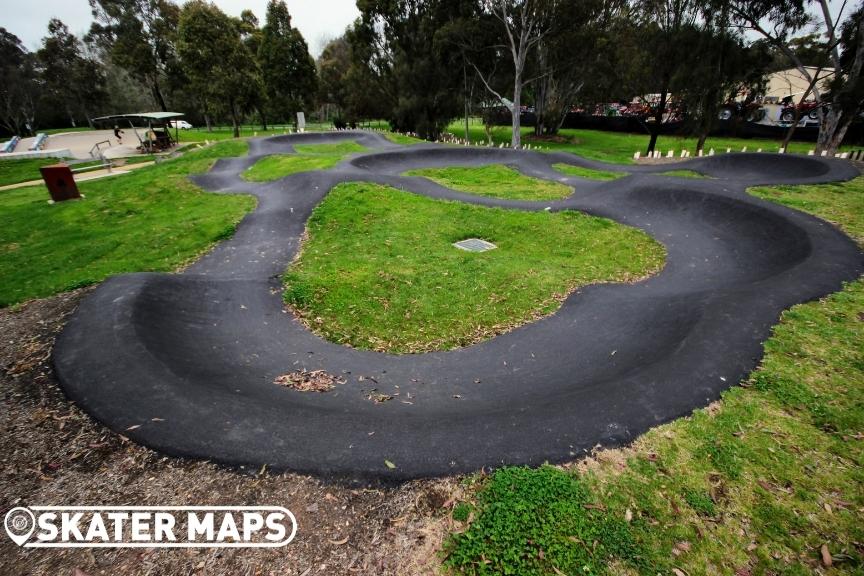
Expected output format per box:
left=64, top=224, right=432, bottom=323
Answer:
left=4, top=507, right=36, bottom=546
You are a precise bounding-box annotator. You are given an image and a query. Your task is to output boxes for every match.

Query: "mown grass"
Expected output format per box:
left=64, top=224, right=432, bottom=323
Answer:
left=0, top=141, right=254, bottom=307
left=243, top=155, right=344, bottom=181
left=0, top=158, right=63, bottom=186
left=0, top=156, right=161, bottom=187
left=444, top=177, right=864, bottom=575
left=242, top=141, right=367, bottom=182
left=293, top=141, right=367, bottom=156
left=383, top=131, right=426, bottom=145
left=283, top=181, right=665, bottom=353
left=658, top=169, right=710, bottom=179
left=445, top=119, right=834, bottom=164
left=750, top=177, right=864, bottom=237
left=552, top=163, right=626, bottom=181
left=405, top=164, right=573, bottom=200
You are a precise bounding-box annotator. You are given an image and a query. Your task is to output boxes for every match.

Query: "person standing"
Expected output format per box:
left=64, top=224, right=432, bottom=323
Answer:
left=113, top=125, right=124, bottom=144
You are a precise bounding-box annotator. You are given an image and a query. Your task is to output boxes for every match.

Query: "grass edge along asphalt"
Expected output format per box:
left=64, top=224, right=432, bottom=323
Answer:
left=442, top=176, right=864, bottom=576
left=242, top=141, right=368, bottom=181
left=0, top=140, right=255, bottom=307
left=1, top=127, right=862, bottom=574
left=282, top=180, right=665, bottom=353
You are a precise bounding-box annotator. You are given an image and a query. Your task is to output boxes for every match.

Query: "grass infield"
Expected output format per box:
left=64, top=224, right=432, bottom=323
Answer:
left=405, top=164, right=574, bottom=200
left=283, top=181, right=665, bottom=353
left=242, top=141, right=367, bottom=181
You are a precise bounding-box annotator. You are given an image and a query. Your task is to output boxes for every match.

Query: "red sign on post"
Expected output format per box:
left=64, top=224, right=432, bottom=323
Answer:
left=40, top=164, right=81, bottom=202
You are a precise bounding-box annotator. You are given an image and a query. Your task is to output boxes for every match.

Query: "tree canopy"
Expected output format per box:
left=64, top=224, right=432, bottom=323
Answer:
left=0, top=0, right=860, bottom=153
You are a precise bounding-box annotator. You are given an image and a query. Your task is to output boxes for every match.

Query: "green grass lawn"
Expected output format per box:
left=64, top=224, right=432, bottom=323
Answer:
left=405, top=164, right=574, bottom=200
left=0, top=156, right=160, bottom=187
left=551, top=163, right=626, bottom=181
left=293, top=141, right=367, bottom=156
left=445, top=119, right=837, bottom=164
left=658, top=169, right=710, bottom=179
left=0, top=158, right=67, bottom=186
left=283, top=181, right=664, bottom=353
left=383, top=131, right=426, bottom=145
left=443, top=177, right=864, bottom=575
left=243, top=141, right=368, bottom=182
left=243, top=155, right=343, bottom=181
left=0, top=140, right=254, bottom=307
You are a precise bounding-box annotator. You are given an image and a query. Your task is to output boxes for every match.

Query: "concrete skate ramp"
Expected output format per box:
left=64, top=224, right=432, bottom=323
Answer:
left=53, top=131, right=863, bottom=482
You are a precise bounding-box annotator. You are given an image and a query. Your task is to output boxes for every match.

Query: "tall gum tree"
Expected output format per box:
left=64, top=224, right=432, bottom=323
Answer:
left=177, top=0, right=259, bottom=138
left=88, top=0, right=179, bottom=112
left=727, top=0, right=864, bottom=154
left=258, top=0, right=318, bottom=126
left=0, top=28, right=39, bottom=135
left=474, top=0, right=553, bottom=148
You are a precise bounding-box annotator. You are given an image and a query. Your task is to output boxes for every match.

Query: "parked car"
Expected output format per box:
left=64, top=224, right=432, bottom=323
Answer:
left=169, top=120, right=193, bottom=130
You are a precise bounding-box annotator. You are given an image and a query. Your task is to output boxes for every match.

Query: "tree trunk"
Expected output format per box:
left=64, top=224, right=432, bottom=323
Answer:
left=646, top=86, right=668, bottom=155
left=151, top=78, right=168, bottom=112
left=781, top=107, right=803, bottom=151
left=463, top=60, right=470, bottom=142
left=258, top=106, right=268, bottom=131
left=511, top=74, right=521, bottom=149
left=204, top=113, right=212, bottom=132
left=817, top=107, right=850, bottom=155
left=534, top=81, right=545, bottom=137
left=696, top=132, right=708, bottom=153
left=230, top=101, right=240, bottom=138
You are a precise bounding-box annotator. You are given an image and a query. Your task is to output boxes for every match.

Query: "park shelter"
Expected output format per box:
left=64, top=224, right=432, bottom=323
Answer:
left=91, top=112, right=186, bottom=153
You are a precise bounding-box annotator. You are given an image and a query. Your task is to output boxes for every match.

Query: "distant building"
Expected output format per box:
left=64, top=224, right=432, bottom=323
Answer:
left=763, top=67, right=835, bottom=103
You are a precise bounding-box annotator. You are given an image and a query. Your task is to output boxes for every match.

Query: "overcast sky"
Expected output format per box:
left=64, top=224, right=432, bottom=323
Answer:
left=0, top=0, right=360, bottom=57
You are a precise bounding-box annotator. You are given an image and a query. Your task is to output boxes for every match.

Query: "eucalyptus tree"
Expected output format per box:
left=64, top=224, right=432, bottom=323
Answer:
left=532, top=0, right=630, bottom=136
left=317, top=34, right=352, bottom=118
left=470, top=0, right=555, bottom=148
left=177, top=0, right=259, bottom=138
left=0, top=28, right=39, bottom=136
left=38, top=19, right=108, bottom=128
left=258, top=0, right=318, bottom=125
left=630, top=0, right=705, bottom=155
left=727, top=0, right=864, bottom=153
left=352, top=0, right=474, bottom=139
left=88, top=0, right=179, bottom=111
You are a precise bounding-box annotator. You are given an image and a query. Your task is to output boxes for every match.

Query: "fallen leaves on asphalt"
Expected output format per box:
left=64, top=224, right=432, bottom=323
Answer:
left=274, top=369, right=345, bottom=392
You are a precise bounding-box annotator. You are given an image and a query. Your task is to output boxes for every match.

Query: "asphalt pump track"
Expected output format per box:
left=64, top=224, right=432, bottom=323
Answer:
left=53, top=131, right=863, bottom=482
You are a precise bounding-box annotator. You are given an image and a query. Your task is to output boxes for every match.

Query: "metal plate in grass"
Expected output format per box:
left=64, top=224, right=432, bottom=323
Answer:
left=453, top=238, right=497, bottom=252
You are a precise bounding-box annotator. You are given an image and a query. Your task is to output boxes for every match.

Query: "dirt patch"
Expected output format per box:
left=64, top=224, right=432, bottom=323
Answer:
left=0, top=289, right=457, bottom=575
